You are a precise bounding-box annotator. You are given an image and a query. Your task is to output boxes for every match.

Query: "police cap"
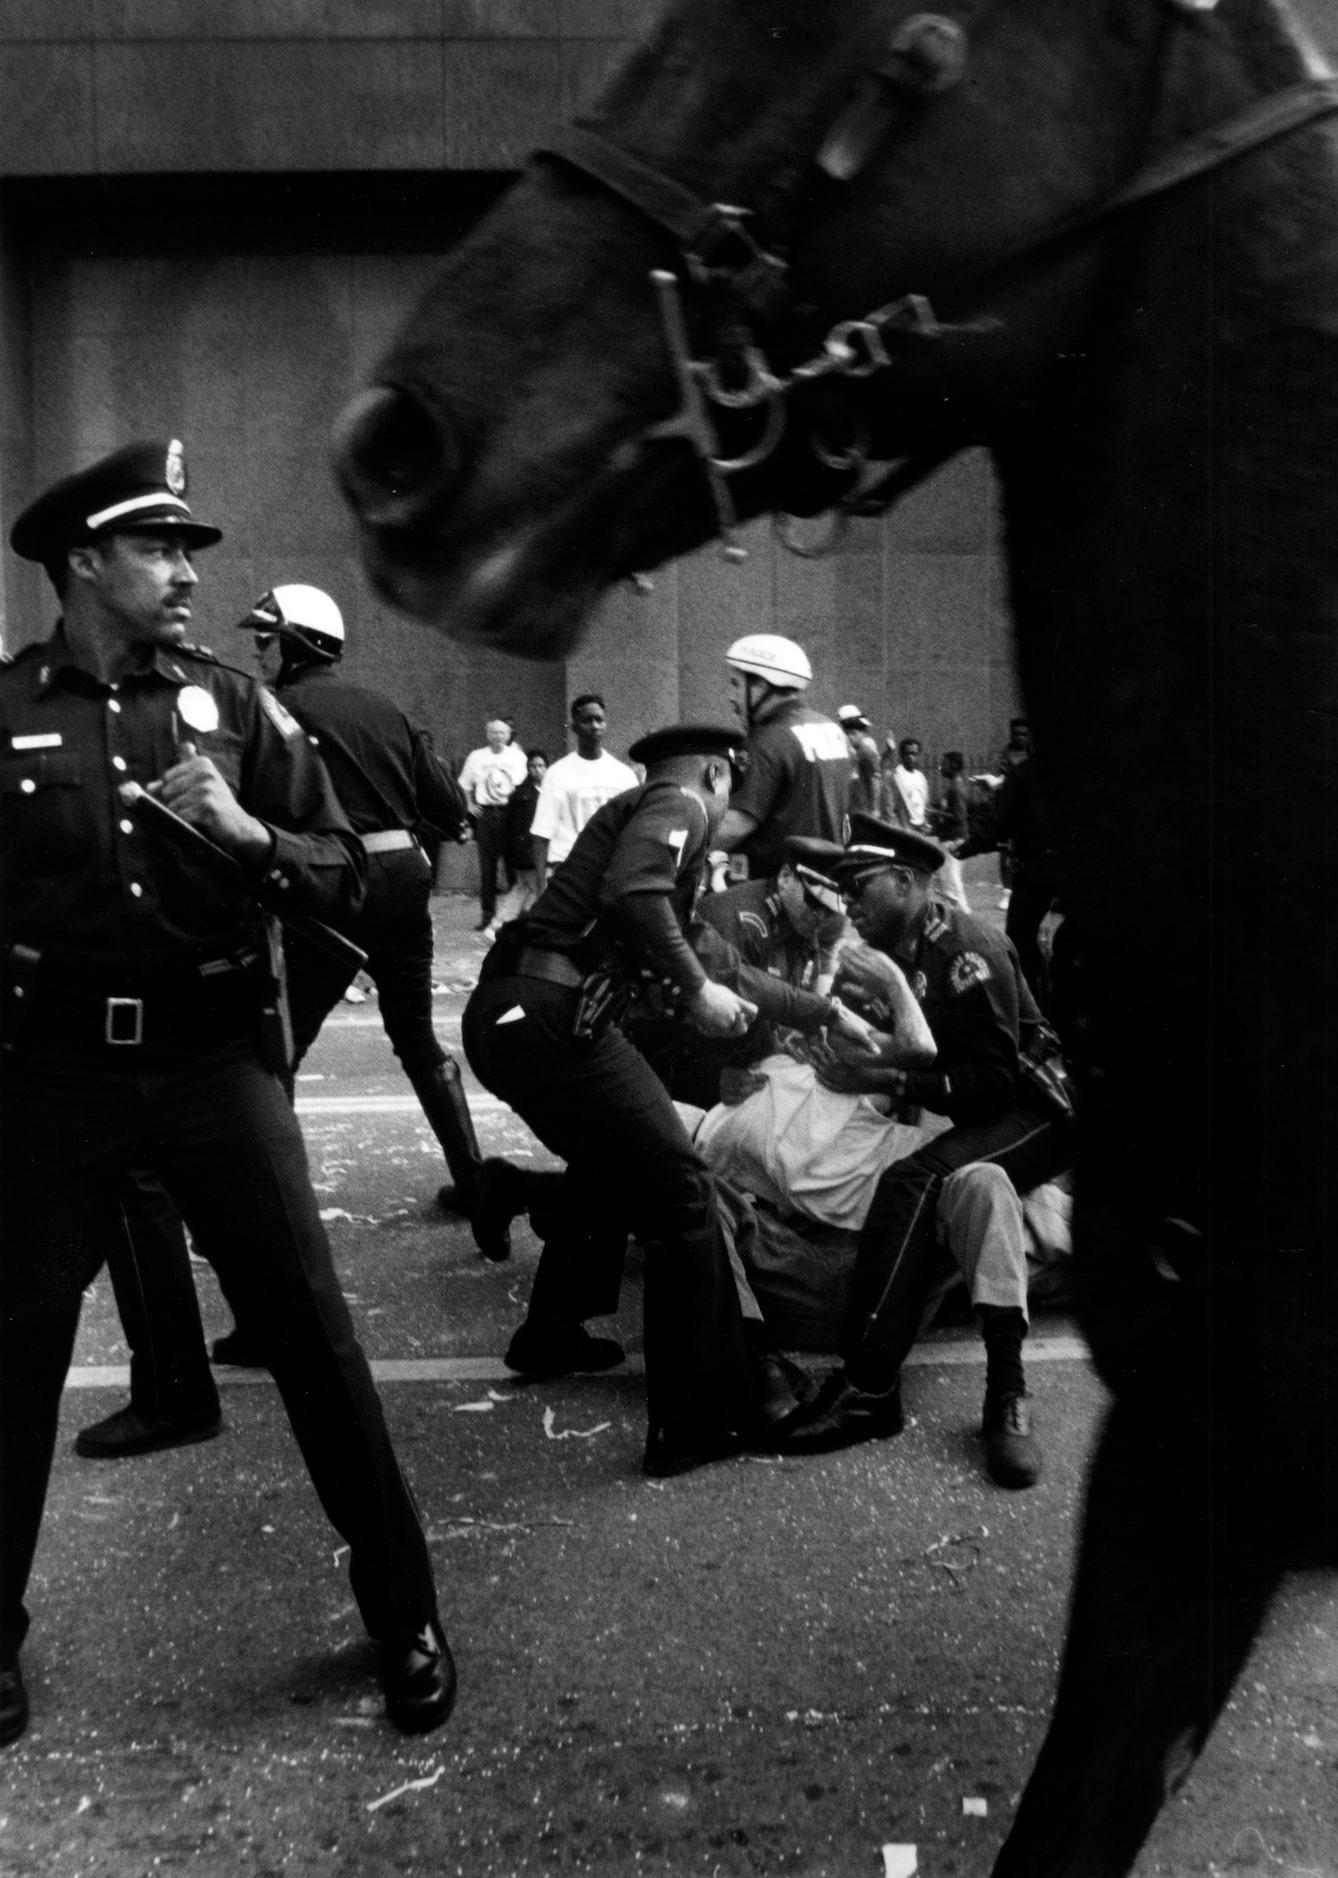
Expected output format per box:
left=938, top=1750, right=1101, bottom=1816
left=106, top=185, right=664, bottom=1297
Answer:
left=835, top=812, right=946, bottom=881
left=836, top=704, right=870, bottom=729
left=782, top=836, right=845, bottom=878
left=782, top=836, right=846, bottom=913
left=628, top=723, right=741, bottom=768
left=9, top=439, right=223, bottom=565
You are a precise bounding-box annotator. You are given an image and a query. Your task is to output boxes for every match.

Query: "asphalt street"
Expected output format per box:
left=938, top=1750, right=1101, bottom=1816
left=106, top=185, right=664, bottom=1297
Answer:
left=2, top=887, right=1335, bottom=1877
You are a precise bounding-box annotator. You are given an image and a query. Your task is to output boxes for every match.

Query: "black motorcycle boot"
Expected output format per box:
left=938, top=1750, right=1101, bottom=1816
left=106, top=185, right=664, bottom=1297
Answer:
left=410, top=1059, right=484, bottom=1214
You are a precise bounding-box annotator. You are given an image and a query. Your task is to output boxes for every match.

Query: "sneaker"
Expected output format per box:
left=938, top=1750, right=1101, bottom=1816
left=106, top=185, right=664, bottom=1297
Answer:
left=982, top=1390, right=1041, bottom=1488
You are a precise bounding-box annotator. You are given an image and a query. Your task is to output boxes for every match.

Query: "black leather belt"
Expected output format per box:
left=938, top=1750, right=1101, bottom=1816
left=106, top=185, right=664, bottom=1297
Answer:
left=38, top=971, right=256, bottom=1053
left=515, top=947, right=585, bottom=989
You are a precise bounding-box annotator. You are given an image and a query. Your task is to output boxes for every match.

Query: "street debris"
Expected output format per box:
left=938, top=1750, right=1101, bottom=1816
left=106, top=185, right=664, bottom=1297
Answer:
left=962, top=1796, right=988, bottom=1816
left=881, top=1846, right=917, bottom=1878
left=542, top=1407, right=612, bottom=1441
left=366, top=1766, right=445, bottom=1811
left=922, top=1526, right=989, bottom=1589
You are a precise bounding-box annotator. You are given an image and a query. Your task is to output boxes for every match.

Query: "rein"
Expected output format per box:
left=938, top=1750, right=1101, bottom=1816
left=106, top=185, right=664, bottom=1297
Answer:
left=535, top=16, right=1338, bottom=561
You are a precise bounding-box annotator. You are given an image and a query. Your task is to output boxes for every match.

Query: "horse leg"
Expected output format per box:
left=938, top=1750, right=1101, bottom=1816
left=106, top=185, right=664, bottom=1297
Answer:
left=991, top=1391, right=1280, bottom=1877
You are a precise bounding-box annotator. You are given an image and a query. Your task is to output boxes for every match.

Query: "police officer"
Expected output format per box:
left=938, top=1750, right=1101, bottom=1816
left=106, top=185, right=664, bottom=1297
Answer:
left=774, top=814, right=1073, bottom=1480
left=238, top=584, right=501, bottom=1233
left=0, top=441, right=455, bottom=1747
left=73, top=580, right=509, bottom=1431
left=715, top=635, right=852, bottom=878
left=462, top=725, right=761, bottom=1477
left=649, top=835, right=854, bottom=1108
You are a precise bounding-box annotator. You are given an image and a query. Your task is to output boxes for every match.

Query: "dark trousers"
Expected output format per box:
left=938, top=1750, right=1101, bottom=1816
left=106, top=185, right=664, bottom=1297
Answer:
left=107, top=1167, right=223, bottom=1423
left=843, top=1099, right=1072, bottom=1389
left=462, top=973, right=754, bottom=1438
left=472, top=808, right=513, bottom=922
left=286, top=845, right=446, bottom=1078
left=0, top=1040, right=438, bottom=1660
left=105, top=846, right=466, bottom=1424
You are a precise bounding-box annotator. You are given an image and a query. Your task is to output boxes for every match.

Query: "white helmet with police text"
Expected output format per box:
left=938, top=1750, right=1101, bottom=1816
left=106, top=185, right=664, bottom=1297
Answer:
left=241, top=583, right=345, bottom=661
left=725, top=634, right=812, bottom=691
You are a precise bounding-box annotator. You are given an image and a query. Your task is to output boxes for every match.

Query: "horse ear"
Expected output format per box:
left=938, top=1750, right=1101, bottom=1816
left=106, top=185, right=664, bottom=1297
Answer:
left=816, top=15, right=967, bottom=184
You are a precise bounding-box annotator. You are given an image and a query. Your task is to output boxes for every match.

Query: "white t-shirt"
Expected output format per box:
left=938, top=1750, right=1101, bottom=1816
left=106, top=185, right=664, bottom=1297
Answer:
left=530, top=749, right=640, bottom=864
left=458, top=741, right=528, bottom=809
left=893, top=764, right=929, bottom=828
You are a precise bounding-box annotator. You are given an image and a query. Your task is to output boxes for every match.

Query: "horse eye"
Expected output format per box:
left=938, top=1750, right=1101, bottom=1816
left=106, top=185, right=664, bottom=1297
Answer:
left=884, top=13, right=969, bottom=95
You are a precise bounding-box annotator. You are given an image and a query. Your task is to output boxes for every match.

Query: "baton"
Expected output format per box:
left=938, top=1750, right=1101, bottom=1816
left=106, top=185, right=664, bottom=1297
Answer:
left=121, top=783, right=368, bottom=974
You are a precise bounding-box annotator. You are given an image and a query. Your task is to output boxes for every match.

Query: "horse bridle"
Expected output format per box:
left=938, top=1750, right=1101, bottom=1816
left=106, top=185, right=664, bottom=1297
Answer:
left=534, top=2, right=1338, bottom=560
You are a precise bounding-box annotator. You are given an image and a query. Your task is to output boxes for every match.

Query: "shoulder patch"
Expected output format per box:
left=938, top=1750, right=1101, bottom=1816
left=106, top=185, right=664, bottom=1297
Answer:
left=259, top=687, right=302, bottom=739
left=948, top=951, right=993, bottom=996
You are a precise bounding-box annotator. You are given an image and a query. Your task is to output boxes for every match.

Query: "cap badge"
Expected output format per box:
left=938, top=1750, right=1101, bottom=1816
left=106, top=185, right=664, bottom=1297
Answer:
left=165, top=440, right=186, bottom=496
left=176, top=685, right=219, bottom=734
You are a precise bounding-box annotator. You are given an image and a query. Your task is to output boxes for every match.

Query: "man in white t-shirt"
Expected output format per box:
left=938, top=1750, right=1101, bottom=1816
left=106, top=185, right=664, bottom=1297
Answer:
left=890, top=736, right=930, bottom=831
left=458, top=717, right=528, bottom=928
left=530, top=694, right=639, bottom=891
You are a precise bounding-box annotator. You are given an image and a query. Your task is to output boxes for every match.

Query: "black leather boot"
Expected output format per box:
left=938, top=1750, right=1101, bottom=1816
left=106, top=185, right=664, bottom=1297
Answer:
left=410, top=1059, right=484, bottom=1214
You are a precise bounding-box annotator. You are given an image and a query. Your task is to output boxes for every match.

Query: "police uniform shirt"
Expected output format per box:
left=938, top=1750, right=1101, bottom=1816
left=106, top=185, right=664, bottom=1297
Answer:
left=522, top=778, right=712, bottom=994
left=0, top=630, right=361, bottom=976
left=687, top=878, right=835, bottom=1062
left=277, top=663, right=465, bottom=839
left=854, top=900, right=1040, bottom=1124
left=729, top=701, right=852, bottom=878
left=698, top=876, right=825, bottom=993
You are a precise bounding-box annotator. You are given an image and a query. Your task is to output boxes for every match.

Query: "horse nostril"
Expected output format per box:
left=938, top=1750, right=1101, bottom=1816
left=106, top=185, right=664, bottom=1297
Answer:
left=331, top=386, right=461, bottom=530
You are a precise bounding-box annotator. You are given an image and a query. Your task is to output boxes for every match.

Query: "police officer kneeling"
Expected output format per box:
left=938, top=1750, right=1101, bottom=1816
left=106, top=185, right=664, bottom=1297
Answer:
left=462, top=724, right=762, bottom=1476
left=0, top=442, right=455, bottom=1747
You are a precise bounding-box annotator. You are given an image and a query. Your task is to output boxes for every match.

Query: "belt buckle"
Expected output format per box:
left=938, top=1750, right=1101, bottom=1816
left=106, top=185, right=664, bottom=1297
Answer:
left=105, top=996, right=144, bottom=1045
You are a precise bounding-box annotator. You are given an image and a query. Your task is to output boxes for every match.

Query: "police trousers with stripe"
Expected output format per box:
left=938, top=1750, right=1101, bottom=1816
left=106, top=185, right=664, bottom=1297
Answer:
left=842, top=1098, right=1073, bottom=1390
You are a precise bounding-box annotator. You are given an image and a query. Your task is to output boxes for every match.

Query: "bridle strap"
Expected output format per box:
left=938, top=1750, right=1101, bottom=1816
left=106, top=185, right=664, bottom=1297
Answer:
left=954, top=75, right=1338, bottom=291
left=539, top=123, right=728, bottom=250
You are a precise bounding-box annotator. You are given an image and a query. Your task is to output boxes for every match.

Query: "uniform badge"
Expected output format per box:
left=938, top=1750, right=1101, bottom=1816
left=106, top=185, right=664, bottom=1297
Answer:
left=176, top=685, right=220, bottom=735
left=948, top=951, right=992, bottom=996
left=259, top=687, right=301, bottom=739
left=165, top=439, right=186, bottom=495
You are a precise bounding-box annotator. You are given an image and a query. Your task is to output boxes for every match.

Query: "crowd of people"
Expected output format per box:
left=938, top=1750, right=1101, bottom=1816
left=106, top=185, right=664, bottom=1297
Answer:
left=0, top=443, right=1070, bottom=1756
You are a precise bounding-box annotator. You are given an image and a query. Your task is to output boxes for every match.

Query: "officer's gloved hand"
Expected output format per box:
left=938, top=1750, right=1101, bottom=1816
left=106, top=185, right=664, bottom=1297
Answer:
left=686, top=980, right=757, bottom=1039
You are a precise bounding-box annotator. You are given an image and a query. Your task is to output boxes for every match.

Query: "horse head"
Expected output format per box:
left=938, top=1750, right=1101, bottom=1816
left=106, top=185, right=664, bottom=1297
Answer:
left=334, top=0, right=1274, bottom=659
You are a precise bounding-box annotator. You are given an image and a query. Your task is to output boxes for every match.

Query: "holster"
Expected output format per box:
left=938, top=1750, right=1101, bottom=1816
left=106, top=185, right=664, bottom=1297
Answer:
left=572, top=967, right=633, bottom=1042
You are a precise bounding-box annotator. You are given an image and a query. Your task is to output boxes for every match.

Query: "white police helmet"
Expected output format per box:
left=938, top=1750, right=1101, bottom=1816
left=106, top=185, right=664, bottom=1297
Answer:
left=725, top=634, right=812, bottom=691
left=242, top=583, right=345, bottom=661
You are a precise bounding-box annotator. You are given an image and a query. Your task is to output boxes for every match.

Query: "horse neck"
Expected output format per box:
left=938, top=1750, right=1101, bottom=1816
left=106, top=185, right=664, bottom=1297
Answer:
left=997, top=0, right=1338, bottom=749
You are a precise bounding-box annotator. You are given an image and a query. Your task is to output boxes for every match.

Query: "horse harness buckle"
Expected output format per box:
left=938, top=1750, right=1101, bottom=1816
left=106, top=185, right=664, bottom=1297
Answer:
left=105, top=996, right=144, bottom=1046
